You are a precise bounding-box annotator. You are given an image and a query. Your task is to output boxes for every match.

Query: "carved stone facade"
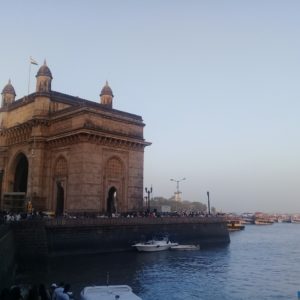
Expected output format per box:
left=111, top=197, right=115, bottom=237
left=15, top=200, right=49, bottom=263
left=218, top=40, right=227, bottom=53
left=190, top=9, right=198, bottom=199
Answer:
left=0, top=62, right=150, bottom=214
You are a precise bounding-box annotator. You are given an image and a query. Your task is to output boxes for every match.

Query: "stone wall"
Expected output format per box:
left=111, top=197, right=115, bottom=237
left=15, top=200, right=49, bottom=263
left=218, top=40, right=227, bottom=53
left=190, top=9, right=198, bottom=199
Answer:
left=1, top=217, right=229, bottom=275
left=11, top=220, right=48, bottom=261
left=0, top=225, right=15, bottom=290
left=45, top=217, right=230, bottom=255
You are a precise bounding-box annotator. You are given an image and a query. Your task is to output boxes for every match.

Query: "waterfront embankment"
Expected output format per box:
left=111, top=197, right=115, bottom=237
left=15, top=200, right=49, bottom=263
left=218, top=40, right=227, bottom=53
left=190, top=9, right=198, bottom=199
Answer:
left=44, top=216, right=229, bottom=255
left=0, top=216, right=229, bottom=289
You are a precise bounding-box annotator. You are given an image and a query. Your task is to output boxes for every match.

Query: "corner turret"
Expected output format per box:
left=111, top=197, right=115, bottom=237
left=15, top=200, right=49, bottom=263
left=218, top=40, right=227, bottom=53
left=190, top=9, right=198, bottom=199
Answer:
left=36, top=60, right=52, bottom=92
left=1, top=79, right=16, bottom=107
left=100, top=81, right=113, bottom=108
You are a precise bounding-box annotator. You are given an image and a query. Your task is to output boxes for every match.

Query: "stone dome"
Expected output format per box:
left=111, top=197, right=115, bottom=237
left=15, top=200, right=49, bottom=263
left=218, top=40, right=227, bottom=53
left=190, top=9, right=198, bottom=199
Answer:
left=36, top=60, right=52, bottom=78
left=1, top=79, right=16, bottom=95
left=100, top=81, right=114, bottom=97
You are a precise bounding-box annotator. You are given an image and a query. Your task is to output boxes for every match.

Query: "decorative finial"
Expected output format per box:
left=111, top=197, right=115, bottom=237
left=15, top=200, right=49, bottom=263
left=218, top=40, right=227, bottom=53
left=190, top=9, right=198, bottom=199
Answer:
left=8, top=79, right=11, bottom=84
left=106, top=80, right=109, bottom=86
left=44, top=59, right=47, bottom=65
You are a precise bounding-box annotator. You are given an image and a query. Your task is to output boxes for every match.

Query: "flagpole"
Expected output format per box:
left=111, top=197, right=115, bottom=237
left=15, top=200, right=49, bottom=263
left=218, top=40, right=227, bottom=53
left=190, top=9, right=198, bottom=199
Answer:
left=28, top=59, right=32, bottom=95
left=28, top=57, right=38, bottom=95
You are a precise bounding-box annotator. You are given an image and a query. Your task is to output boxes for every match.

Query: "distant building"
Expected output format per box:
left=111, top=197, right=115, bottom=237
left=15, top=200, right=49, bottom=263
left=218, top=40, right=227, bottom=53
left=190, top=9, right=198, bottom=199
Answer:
left=0, top=61, right=150, bottom=215
left=174, top=191, right=182, bottom=202
left=161, top=205, right=171, bottom=213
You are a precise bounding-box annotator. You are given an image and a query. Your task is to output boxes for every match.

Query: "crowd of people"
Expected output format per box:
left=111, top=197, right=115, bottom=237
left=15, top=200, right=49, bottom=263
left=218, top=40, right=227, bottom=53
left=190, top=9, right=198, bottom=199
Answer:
left=0, top=283, right=72, bottom=300
left=0, top=208, right=218, bottom=225
left=0, top=210, right=49, bottom=224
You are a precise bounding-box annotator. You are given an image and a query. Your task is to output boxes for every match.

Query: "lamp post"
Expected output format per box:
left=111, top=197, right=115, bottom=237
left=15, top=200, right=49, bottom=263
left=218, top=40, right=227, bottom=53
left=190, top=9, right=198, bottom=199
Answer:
left=170, top=178, right=186, bottom=212
left=207, top=191, right=211, bottom=215
left=170, top=178, right=186, bottom=202
left=145, top=186, right=152, bottom=212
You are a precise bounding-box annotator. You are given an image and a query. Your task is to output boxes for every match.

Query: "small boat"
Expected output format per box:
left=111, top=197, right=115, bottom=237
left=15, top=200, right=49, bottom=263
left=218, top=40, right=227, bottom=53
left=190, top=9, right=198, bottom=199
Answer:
left=170, top=244, right=200, bottom=251
left=80, top=285, right=142, bottom=300
left=132, top=237, right=178, bottom=252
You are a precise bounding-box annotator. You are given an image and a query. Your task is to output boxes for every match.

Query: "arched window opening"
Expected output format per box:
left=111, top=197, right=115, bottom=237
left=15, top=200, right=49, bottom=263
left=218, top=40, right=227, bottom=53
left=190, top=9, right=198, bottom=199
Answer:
left=13, top=154, right=28, bottom=192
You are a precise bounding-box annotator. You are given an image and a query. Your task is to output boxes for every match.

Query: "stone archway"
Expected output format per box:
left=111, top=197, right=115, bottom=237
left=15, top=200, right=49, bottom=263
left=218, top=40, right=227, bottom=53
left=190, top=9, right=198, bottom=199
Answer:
left=53, top=156, right=68, bottom=215
left=13, top=153, right=28, bottom=192
left=104, top=157, right=124, bottom=214
left=56, top=181, right=64, bottom=216
left=107, top=186, right=117, bottom=216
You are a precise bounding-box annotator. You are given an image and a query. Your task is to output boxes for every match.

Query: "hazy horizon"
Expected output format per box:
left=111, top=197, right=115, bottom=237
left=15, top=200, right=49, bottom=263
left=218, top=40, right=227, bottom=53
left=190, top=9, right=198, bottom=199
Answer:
left=1, top=0, right=299, bottom=214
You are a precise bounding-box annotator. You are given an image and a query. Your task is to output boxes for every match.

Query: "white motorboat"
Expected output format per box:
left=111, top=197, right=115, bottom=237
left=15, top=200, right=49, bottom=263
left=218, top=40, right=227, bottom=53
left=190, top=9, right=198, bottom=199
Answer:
left=80, top=285, right=142, bottom=300
left=132, top=237, right=178, bottom=252
left=170, top=244, right=200, bottom=251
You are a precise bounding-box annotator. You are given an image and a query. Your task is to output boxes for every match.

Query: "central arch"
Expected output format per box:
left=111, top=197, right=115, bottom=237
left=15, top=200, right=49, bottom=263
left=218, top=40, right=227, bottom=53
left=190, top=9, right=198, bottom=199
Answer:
left=53, top=156, right=68, bottom=215
left=56, top=181, right=64, bottom=216
left=107, top=186, right=117, bottom=216
left=104, top=156, right=124, bottom=214
left=13, top=153, right=28, bottom=192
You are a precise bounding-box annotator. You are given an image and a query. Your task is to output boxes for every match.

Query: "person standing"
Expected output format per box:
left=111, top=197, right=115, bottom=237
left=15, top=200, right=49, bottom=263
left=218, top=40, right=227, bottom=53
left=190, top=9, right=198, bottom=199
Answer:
left=52, top=283, right=64, bottom=300
left=57, top=284, right=71, bottom=300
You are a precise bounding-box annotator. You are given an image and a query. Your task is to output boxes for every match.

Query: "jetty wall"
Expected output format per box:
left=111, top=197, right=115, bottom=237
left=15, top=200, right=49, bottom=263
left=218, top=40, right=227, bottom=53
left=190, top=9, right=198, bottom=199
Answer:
left=0, top=225, right=16, bottom=290
left=45, top=217, right=229, bottom=255
left=2, top=217, right=229, bottom=267
left=12, top=220, right=48, bottom=261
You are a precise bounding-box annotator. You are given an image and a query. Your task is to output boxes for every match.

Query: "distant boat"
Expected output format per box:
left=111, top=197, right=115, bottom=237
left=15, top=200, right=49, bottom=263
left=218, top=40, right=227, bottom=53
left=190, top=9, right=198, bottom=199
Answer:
left=254, top=219, right=273, bottom=225
left=240, top=213, right=255, bottom=224
left=132, top=237, right=178, bottom=252
left=80, top=285, right=142, bottom=300
left=291, top=217, right=300, bottom=224
left=227, top=220, right=245, bottom=231
left=241, top=218, right=254, bottom=225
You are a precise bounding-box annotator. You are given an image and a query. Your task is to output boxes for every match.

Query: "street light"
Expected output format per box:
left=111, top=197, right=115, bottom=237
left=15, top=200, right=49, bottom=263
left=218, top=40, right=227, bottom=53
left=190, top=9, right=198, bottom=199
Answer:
left=145, top=186, right=153, bottom=212
left=170, top=178, right=186, bottom=203
left=207, top=191, right=211, bottom=215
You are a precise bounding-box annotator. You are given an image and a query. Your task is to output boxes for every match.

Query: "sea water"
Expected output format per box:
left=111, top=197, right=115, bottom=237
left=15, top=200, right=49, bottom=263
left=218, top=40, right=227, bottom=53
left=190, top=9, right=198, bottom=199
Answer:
left=15, top=223, right=300, bottom=299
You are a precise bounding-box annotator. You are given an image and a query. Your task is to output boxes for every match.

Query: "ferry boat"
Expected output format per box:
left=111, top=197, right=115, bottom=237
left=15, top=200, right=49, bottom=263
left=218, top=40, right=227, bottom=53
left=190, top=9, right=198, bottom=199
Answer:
left=254, top=219, right=274, bottom=225
left=80, top=285, right=142, bottom=300
left=227, top=220, right=245, bottom=231
left=253, top=212, right=274, bottom=225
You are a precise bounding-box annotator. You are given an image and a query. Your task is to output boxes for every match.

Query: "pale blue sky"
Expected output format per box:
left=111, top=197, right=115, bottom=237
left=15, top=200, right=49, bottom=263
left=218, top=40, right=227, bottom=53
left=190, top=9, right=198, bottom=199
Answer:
left=1, top=0, right=300, bottom=213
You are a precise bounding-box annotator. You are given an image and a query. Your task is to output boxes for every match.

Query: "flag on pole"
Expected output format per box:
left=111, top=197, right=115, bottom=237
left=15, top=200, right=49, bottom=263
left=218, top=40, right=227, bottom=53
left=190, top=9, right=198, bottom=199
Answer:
left=30, top=56, right=38, bottom=65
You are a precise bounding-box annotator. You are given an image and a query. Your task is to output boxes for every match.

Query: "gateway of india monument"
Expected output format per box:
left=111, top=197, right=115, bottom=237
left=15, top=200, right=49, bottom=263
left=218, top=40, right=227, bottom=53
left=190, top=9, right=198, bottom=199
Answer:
left=0, top=61, right=151, bottom=216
